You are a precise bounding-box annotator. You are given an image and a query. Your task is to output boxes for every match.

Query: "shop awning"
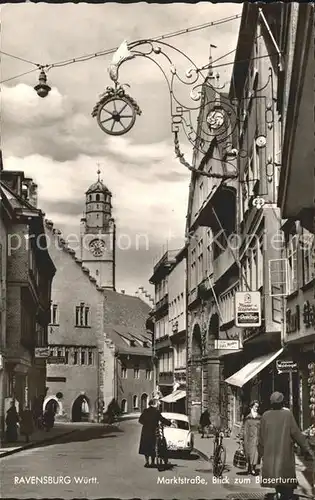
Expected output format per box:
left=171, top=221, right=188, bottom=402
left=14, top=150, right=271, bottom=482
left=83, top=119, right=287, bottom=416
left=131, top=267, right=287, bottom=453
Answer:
left=225, top=348, right=284, bottom=388
left=161, top=390, right=186, bottom=403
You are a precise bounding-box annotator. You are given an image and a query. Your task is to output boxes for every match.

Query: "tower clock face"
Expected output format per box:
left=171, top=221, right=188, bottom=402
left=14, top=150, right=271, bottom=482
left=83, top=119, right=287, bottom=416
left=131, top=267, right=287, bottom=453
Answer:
left=89, top=239, right=106, bottom=257
left=206, top=109, right=225, bottom=130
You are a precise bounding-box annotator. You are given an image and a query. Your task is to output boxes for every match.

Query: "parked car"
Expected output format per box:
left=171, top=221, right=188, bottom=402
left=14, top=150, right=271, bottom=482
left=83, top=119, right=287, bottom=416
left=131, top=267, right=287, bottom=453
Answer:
left=161, top=412, right=194, bottom=454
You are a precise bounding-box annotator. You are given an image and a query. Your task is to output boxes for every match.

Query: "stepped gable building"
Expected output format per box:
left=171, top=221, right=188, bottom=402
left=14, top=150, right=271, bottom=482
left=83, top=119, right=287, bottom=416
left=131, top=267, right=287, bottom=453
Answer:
left=45, top=172, right=153, bottom=422
left=0, top=157, right=55, bottom=439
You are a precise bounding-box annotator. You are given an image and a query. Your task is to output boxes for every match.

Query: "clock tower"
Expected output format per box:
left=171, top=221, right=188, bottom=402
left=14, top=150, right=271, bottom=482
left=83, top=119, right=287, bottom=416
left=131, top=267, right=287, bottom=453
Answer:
left=80, top=169, right=115, bottom=289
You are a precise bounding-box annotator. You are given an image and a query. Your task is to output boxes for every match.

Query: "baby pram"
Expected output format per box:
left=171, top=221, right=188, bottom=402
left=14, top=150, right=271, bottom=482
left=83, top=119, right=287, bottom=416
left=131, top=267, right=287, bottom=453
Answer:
left=155, top=422, right=169, bottom=470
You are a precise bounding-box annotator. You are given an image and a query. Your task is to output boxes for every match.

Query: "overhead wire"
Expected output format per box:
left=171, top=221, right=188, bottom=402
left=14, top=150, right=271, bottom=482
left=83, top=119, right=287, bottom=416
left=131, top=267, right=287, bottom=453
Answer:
left=0, top=12, right=242, bottom=83
left=0, top=50, right=39, bottom=66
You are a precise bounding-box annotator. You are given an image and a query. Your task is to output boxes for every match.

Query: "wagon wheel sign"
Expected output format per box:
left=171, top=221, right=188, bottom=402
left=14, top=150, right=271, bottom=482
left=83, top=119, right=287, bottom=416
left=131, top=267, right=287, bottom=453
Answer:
left=92, top=86, right=142, bottom=136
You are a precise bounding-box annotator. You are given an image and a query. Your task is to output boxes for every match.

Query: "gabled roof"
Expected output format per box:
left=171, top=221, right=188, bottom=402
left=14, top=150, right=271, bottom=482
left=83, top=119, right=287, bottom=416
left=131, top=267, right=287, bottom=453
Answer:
left=44, top=219, right=152, bottom=352
left=104, top=324, right=152, bottom=357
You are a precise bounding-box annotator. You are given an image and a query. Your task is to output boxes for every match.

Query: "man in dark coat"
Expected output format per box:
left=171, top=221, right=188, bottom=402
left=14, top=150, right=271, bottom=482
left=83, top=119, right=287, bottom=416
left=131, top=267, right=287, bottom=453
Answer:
left=20, top=405, right=34, bottom=443
left=258, top=391, right=313, bottom=500
left=5, top=400, right=19, bottom=442
left=199, top=409, right=211, bottom=438
left=138, top=399, right=171, bottom=467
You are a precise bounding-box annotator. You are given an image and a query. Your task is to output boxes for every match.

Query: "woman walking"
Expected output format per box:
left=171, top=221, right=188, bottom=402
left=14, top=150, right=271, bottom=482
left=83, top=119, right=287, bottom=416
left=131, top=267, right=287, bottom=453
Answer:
left=138, top=399, right=171, bottom=468
left=242, top=400, right=261, bottom=475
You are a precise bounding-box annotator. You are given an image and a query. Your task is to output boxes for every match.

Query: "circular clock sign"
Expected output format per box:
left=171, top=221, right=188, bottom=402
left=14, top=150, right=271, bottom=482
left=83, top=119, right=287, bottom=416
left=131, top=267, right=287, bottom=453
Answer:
left=89, top=239, right=106, bottom=257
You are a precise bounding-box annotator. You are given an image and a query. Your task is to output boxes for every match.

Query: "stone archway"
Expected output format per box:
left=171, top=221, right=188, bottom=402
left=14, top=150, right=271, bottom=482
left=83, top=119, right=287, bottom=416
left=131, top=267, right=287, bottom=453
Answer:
left=190, top=323, right=203, bottom=425
left=43, top=396, right=62, bottom=416
left=71, top=395, right=90, bottom=422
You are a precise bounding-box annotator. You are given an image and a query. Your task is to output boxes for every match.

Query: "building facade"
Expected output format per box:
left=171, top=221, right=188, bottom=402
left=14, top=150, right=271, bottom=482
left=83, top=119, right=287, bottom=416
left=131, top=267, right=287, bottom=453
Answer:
left=0, top=161, right=55, bottom=440
left=185, top=79, right=239, bottom=428
left=45, top=175, right=153, bottom=422
left=149, top=250, right=177, bottom=401
left=161, top=247, right=187, bottom=413
left=185, top=4, right=303, bottom=431
left=276, top=3, right=315, bottom=430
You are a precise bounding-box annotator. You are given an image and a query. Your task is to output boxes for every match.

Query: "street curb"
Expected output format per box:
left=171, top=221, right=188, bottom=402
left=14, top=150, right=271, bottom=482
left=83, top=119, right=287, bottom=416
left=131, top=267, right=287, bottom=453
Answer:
left=193, top=446, right=313, bottom=498
left=0, top=430, right=76, bottom=458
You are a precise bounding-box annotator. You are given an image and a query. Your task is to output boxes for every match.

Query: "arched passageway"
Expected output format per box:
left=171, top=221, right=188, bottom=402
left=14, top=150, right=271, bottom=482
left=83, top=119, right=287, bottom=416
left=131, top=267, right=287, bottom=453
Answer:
left=71, top=395, right=90, bottom=422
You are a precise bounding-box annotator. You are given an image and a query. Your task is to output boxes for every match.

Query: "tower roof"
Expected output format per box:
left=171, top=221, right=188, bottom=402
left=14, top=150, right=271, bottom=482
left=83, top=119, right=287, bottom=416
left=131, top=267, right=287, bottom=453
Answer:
left=86, top=169, right=111, bottom=195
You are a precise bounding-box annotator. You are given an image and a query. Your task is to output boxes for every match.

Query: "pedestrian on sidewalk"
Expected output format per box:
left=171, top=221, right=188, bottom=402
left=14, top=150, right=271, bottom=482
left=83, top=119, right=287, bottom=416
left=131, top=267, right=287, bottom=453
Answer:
left=138, top=399, right=171, bottom=468
left=43, top=406, right=55, bottom=432
left=199, top=409, right=211, bottom=438
left=5, top=400, right=19, bottom=443
left=20, top=405, right=34, bottom=443
left=241, top=400, right=261, bottom=476
left=258, top=391, right=314, bottom=500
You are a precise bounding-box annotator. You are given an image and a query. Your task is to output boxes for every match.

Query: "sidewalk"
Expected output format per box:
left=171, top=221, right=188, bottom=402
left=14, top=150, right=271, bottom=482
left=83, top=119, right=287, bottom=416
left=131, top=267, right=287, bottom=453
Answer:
left=0, top=422, right=84, bottom=458
left=193, top=432, right=313, bottom=499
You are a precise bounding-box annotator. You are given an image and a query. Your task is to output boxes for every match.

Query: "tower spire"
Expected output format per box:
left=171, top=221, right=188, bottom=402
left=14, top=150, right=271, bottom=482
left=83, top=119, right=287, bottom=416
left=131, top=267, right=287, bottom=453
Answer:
left=96, top=164, right=101, bottom=181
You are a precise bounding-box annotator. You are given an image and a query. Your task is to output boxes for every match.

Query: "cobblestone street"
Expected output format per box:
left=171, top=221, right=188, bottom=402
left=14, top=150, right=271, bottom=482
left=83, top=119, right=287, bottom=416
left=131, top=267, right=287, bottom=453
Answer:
left=0, top=420, right=265, bottom=499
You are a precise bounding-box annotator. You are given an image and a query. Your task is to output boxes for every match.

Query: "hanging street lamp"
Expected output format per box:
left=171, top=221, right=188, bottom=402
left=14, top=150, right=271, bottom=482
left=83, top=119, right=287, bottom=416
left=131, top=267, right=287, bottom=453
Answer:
left=34, top=68, right=51, bottom=98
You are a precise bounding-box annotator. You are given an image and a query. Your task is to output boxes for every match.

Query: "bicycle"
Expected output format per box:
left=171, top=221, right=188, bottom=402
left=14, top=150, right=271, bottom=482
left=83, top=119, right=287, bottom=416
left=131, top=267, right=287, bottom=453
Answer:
left=212, top=430, right=226, bottom=477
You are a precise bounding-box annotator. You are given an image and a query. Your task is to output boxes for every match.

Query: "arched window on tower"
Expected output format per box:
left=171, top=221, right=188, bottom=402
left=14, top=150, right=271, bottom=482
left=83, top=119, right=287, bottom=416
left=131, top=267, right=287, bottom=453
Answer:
left=89, top=195, right=92, bottom=201
left=96, top=194, right=100, bottom=202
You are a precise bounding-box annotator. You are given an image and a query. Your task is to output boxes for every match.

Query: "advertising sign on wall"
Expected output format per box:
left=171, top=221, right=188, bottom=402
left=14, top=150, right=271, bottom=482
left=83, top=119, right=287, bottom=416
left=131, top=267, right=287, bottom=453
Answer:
left=34, top=347, right=49, bottom=358
left=235, top=291, right=261, bottom=327
left=214, top=339, right=240, bottom=350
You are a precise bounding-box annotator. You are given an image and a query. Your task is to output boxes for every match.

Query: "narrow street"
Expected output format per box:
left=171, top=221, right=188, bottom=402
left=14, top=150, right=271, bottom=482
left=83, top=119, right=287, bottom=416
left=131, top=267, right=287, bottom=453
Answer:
left=1, top=420, right=267, bottom=500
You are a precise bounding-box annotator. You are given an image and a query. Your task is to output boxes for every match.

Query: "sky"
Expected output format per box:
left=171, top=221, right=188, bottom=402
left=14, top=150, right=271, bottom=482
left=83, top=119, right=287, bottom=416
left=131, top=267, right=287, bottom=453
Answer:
left=1, top=2, right=242, bottom=295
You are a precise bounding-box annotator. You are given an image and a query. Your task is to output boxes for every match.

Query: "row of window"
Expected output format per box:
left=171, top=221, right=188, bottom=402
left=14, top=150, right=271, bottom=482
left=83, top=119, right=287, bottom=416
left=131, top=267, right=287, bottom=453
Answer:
left=158, top=351, right=173, bottom=373
left=168, top=292, right=184, bottom=322
left=155, top=316, right=168, bottom=340
left=120, top=365, right=152, bottom=380
left=173, top=344, right=186, bottom=370
left=155, top=278, right=167, bottom=304
left=120, top=336, right=151, bottom=348
left=190, top=229, right=212, bottom=290
left=219, top=283, right=240, bottom=325
left=240, top=235, right=264, bottom=292
left=48, top=347, right=94, bottom=365
left=121, top=394, right=149, bottom=413
left=286, top=230, right=314, bottom=293
left=87, top=193, right=110, bottom=202
left=50, top=303, right=91, bottom=327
